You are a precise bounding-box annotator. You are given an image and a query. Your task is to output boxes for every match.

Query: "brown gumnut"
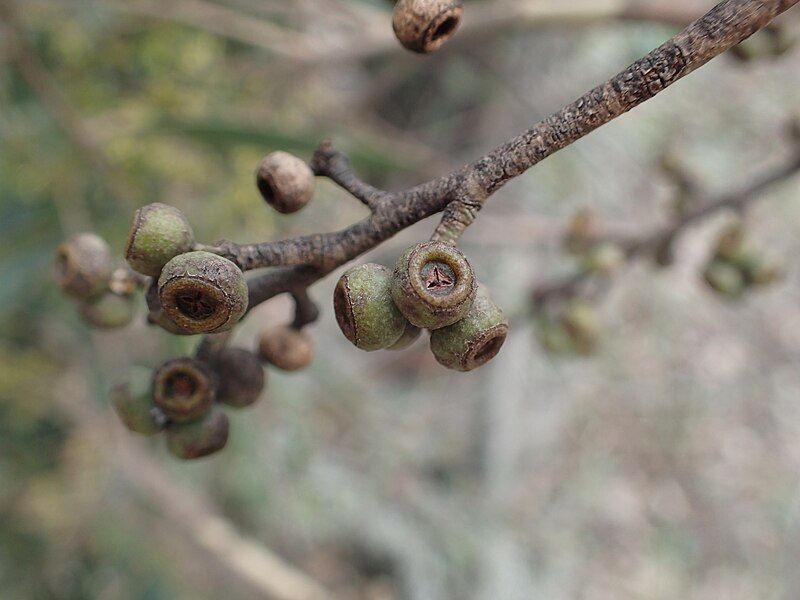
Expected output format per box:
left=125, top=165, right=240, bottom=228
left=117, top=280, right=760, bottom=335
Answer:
left=54, top=232, right=113, bottom=300
left=166, top=408, right=229, bottom=460
left=393, top=0, right=463, bottom=54
left=256, top=151, right=315, bottom=214
left=212, top=347, right=266, bottom=408
left=152, top=357, right=216, bottom=423
left=258, top=325, right=315, bottom=371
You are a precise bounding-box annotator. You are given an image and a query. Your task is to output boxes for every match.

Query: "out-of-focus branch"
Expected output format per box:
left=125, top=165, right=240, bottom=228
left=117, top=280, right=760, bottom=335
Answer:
left=533, top=148, right=800, bottom=306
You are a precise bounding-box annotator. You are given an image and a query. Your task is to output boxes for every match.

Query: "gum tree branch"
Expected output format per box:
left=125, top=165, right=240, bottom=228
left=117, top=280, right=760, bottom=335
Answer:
left=207, top=0, right=796, bottom=312
left=533, top=148, right=800, bottom=306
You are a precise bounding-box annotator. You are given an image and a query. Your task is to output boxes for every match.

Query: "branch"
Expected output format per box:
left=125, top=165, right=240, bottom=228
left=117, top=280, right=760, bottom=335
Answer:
left=533, top=148, right=800, bottom=306
left=206, top=0, right=796, bottom=306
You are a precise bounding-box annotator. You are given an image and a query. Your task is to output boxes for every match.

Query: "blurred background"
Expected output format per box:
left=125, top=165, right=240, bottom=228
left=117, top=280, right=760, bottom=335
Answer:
left=2, top=1, right=800, bottom=598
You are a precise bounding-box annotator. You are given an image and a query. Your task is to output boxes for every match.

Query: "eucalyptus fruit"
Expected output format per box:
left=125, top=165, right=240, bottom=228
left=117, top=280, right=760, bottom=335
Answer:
left=54, top=233, right=114, bottom=300
left=124, top=203, right=195, bottom=277
left=158, top=251, right=248, bottom=334
left=213, top=348, right=265, bottom=408
left=393, top=0, right=463, bottom=54
left=256, top=151, right=316, bottom=214
left=258, top=325, right=315, bottom=371
left=111, top=367, right=165, bottom=436
left=78, top=292, right=136, bottom=329
left=152, top=357, right=216, bottom=424
left=391, top=241, right=476, bottom=330
left=334, top=263, right=408, bottom=351
left=166, top=408, right=230, bottom=460
left=429, top=285, right=508, bottom=371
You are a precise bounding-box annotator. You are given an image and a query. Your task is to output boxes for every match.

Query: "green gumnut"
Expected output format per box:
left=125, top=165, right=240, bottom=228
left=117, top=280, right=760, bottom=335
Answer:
left=152, top=357, right=216, bottom=424
left=735, top=252, right=783, bottom=287
left=536, top=319, right=575, bottom=356
left=166, top=408, right=229, bottom=460
left=561, top=300, right=600, bottom=355
left=125, top=203, right=195, bottom=277
left=582, top=242, right=625, bottom=275
left=54, top=232, right=114, bottom=300
left=429, top=284, right=508, bottom=371
left=704, top=259, right=745, bottom=298
left=391, top=241, right=476, bottom=330
left=212, top=347, right=265, bottom=408
left=111, top=367, right=165, bottom=436
left=334, top=263, right=407, bottom=351
left=78, top=292, right=136, bottom=329
left=387, top=321, right=422, bottom=351
left=158, top=251, right=248, bottom=334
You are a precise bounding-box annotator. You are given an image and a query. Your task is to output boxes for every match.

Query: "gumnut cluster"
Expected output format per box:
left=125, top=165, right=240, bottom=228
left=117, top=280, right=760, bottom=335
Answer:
left=535, top=299, right=601, bottom=357
left=392, top=0, right=463, bottom=54
left=333, top=241, right=509, bottom=371
left=703, top=221, right=783, bottom=299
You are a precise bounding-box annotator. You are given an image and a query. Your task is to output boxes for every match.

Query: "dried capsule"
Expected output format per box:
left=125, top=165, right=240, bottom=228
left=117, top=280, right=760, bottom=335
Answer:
left=256, top=151, right=315, bottom=214
left=152, top=357, right=216, bottom=423
left=166, top=408, right=229, bottom=460
left=158, top=251, right=248, bottom=334
left=111, top=367, right=166, bottom=436
left=125, top=203, right=195, bottom=277
left=258, top=325, right=315, bottom=371
left=334, top=263, right=407, bottom=351
left=391, top=241, right=476, bottom=330
left=78, top=292, right=136, bottom=329
left=212, top=347, right=265, bottom=408
left=387, top=322, right=422, bottom=351
left=54, top=232, right=114, bottom=300
left=393, top=0, right=463, bottom=54
left=429, top=285, right=508, bottom=371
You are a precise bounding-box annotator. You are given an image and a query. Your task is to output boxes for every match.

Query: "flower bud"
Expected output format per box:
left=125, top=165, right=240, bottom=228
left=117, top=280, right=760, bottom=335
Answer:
left=166, top=408, right=229, bottom=460
left=54, top=233, right=113, bottom=300
left=78, top=293, right=136, bottom=329
left=391, top=242, right=476, bottom=330
left=111, top=367, right=166, bottom=436
left=153, top=357, right=216, bottom=423
left=429, top=285, right=508, bottom=371
left=125, top=203, right=195, bottom=277
left=334, top=263, right=407, bottom=351
left=561, top=300, right=601, bottom=355
left=256, top=151, right=315, bottom=214
left=158, top=251, right=248, bottom=334
left=393, top=0, right=463, bottom=54
left=212, top=347, right=265, bottom=408
left=258, top=325, right=315, bottom=371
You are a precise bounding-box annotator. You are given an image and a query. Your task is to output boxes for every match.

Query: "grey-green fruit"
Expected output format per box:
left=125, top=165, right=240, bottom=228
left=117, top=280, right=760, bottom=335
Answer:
left=258, top=325, right=315, bottom=371
left=387, top=322, right=422, bottom=351
left=430, top=285, right=508, bottom=371
left=334, top=263, right=407, bottom=351
left=213, top=348, right=265, bottom=408
left=256, top=151, right=315, bottom=214
left=391, top=242, right=476, bottom=330
left=735, top=252, right=783, bottom=287
left=125, top=203, right=195, bottom=277
left=54, top=233, right=113, bottom=300
left=166, top=408, right=229, bottom=460
left=561, top=301, right=601, bottom=356
left=704, top=259, right=745, bottom=298
left=152, top=357, right=216, bottom=424
left=111, top=367, right=165, bottom=436
left=392, top=0, right=463, bottom=54
left=158, top=251, right=248, bottom=334
left=78, top=293, right=136, bottom=329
